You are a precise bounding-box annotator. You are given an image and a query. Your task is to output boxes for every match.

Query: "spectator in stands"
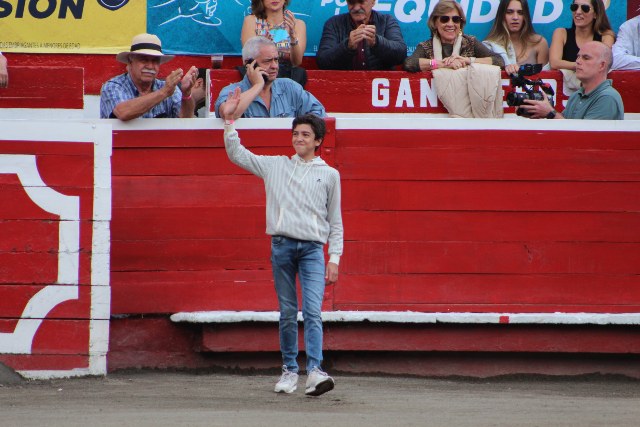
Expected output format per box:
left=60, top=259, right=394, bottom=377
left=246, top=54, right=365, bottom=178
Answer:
left=222, top=104, right=343, bottom=397
left=316, top=0, right=406, bottom=70
left=192, top=68, right=208, bottom=117
left=241, top=0, right=307, bottom=85
left=100, top=33, right=198, bottom=120
left=612, top=13, right=640, bottom=70
left=404, top=0, right=504, bottom=73
left=549, top=0, right=615, bottom=71
left=0, top=52, right=8, bottom=88
left=483, top=0, right=549, bottom=75
left=519, top=41, right=623, bottom=120
left=215, top=36, right=325, bottom=119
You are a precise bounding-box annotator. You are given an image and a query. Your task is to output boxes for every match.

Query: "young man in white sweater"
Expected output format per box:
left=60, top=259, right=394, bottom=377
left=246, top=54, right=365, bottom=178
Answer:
left=222, top=87, right=343, bottom=397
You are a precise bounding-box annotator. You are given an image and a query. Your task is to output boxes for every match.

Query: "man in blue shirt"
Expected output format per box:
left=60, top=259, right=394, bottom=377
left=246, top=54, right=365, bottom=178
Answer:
left=215, top=36, right=325, bottom=120
left=100, top=33, right=198, bottom=120
left=520, top=41, right=624, bottom=120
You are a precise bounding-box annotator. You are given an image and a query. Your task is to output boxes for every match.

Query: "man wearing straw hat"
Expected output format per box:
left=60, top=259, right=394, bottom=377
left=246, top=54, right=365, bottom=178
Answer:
left=100, top=33, right=198, bottom=120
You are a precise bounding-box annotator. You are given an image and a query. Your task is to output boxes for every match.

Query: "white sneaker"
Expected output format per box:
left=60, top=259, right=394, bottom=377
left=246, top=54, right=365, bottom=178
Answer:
left=305, top=367, right=335, bottom=396
left=274, top=365, right=299, bottom=393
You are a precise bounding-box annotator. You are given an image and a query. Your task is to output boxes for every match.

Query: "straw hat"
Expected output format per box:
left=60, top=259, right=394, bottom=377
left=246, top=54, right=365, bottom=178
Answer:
left=116, top=33, right=175, bottom=64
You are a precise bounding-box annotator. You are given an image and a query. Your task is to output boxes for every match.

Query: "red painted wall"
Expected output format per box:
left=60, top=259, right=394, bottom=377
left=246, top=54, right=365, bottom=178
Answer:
left=109, top=123, right=640, bottom=316
left=101, top=118, right=640, bottom=373
left=0, top=124, right=111, bottom=378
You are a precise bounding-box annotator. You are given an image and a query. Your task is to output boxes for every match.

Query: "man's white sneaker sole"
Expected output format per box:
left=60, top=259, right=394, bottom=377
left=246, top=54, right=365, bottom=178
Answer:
left=305, top=376, right=335, bottom=396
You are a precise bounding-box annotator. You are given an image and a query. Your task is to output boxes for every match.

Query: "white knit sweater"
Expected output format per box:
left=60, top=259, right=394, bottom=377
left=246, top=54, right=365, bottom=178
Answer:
left=224, top=124, right=343, bottom=264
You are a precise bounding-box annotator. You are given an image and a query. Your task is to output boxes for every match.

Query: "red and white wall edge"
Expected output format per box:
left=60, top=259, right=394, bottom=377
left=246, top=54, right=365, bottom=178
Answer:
left=0, top=121, right=112, bottom=379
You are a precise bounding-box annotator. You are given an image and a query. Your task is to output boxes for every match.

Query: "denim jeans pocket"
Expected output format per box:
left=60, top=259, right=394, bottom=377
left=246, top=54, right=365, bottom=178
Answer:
left=272, top=235, right=285, bottom=246
left=310, top=241, right=324, bottom=249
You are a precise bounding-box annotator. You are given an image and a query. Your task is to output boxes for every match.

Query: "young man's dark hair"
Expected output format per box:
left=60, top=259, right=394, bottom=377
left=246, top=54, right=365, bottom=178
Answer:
left=292, top=114, right=326, bottom=150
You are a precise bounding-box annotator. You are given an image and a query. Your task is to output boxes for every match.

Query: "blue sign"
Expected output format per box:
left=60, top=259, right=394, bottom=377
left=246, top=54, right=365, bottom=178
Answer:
left=148, top=0, right=628, bottom=56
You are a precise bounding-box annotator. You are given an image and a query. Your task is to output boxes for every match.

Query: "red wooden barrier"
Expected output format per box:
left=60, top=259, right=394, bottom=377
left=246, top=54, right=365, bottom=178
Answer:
left=101, top=118, right=640, bottom=376
left=0, top=66, right=84, bottom=109
left=1, top=53, right=213, bottom=96
left=209, top=69, right=640, bottom=114
left=2, top=60, right=639, bottom=114
left=108, top=120, right=640, bottom=318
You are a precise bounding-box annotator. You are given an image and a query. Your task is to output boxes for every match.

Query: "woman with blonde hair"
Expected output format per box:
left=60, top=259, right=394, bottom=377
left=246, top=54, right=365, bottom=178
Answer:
left=483, top=0, right=549, bottom=75
left=404, top=0, right=504, bottom=73
left=404, top=0, right=504, bottom=118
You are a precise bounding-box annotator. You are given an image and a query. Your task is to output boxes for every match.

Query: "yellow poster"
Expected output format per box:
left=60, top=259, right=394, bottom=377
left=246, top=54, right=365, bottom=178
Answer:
left=0, top=0, right=146, bottom=54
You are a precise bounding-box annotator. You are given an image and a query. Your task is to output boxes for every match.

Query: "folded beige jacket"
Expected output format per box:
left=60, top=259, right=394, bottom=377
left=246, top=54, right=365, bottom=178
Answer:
left=433, top=63, right=504, bottom=118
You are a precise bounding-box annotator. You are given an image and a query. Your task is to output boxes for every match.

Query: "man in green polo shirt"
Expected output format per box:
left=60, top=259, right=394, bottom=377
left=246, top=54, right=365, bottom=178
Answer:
left=519, top=41, right=624, bottom=120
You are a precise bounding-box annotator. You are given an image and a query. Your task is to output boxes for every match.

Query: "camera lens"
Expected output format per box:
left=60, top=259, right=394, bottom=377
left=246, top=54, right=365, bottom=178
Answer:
left=506, top=92, right=527, bottom=107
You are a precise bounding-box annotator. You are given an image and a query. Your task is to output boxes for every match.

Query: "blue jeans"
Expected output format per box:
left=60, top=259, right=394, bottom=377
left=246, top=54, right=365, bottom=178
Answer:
left=271, top=235, right=326, bottom=374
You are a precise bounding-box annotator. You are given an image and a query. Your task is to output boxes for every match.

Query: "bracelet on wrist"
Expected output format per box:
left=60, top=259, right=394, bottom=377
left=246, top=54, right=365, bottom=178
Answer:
left=290, top=38, right=299, bottom=46
left=182, top=93, right=192, bottom=100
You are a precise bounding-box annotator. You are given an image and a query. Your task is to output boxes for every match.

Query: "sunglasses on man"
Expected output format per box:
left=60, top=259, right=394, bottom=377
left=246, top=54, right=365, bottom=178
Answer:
left=438, top=15, right=462, bottom=24
left=570, top=3, right=592, bottom=13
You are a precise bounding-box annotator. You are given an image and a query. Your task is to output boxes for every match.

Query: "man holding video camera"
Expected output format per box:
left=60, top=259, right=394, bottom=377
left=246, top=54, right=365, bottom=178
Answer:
left=519, top=41, right=624, bottom=120
left=215, top=36, right=325, bottom=119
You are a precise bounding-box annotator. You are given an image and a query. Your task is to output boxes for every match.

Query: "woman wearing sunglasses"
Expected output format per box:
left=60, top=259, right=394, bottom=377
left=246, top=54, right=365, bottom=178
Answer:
left=549, top=0, right=614, bottom=71
left=404, top=0, right=504, bottom=72
left=483, top=0, right=549, bottom=75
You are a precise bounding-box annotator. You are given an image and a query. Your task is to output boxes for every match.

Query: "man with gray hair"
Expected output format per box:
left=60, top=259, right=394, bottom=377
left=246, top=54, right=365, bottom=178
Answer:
left=215, top=36, right=325, bottom=119
left=519, top=41, right=624, bottom=120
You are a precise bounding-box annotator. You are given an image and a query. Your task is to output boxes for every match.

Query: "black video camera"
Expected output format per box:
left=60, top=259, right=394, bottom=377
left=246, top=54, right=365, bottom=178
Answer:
left=506, top=64, right=555, bottom=117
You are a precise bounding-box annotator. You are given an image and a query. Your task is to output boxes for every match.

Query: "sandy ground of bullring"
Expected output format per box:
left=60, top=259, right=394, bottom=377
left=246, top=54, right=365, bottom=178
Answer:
left=2, top=369, right=640, bottom=427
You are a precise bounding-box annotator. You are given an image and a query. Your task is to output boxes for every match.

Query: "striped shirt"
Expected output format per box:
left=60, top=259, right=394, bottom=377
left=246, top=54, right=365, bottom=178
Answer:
left=224, top=124, right=343, bottom=263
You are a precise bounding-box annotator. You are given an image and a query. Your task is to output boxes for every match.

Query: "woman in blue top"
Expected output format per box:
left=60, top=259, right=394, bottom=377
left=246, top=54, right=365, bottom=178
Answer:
left=241, top=0, right=307, bottom=68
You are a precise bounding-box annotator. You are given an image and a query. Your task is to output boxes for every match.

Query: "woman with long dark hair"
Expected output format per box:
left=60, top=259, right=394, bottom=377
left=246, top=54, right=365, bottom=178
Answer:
left=483, top=0, right=549, bottom=74
left=549, top=0, right=614, bottom=71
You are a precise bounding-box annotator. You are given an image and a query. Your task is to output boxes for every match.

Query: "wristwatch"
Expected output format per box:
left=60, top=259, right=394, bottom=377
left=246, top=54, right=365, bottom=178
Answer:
left=546, top=109, right=557, bottom=119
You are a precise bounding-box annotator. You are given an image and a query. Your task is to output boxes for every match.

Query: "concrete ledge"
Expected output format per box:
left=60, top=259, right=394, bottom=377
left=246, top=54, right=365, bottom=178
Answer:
left=170, top=311, right=640, bottom=325
left=0, top=362, right=24, bottom=385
